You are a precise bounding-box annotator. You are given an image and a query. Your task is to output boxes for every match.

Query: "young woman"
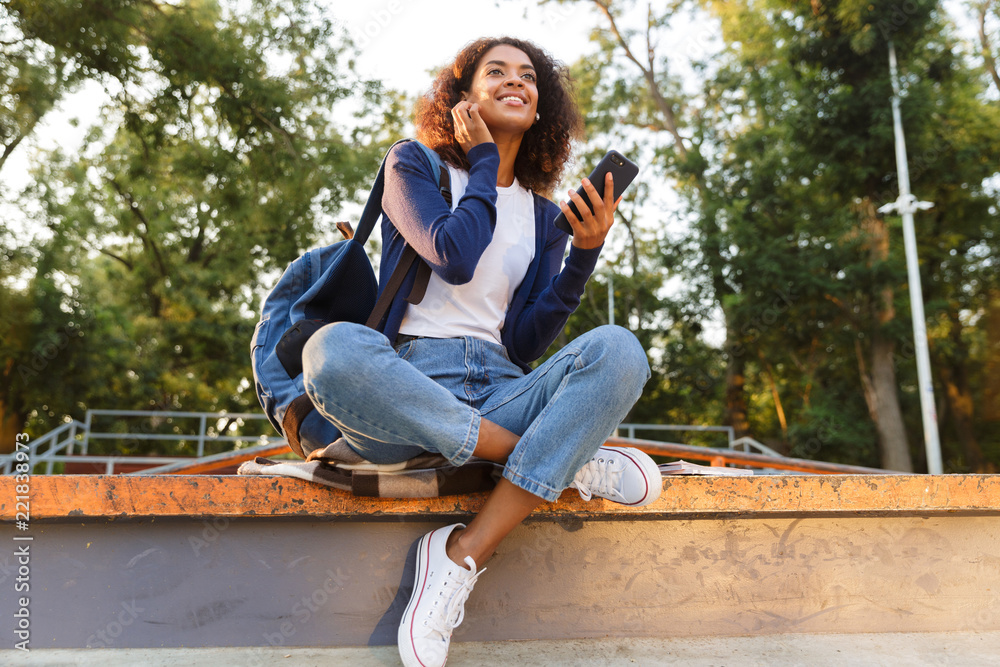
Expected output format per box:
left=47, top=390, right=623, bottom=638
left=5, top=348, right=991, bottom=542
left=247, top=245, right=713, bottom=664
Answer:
left=301, top=37, right=661, bottom=667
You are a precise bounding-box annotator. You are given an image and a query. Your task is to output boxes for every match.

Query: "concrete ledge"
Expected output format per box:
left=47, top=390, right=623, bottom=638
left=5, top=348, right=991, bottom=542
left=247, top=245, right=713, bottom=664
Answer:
left=3, top=474, right=1000, bottom=522
left=3, top=474, right=998, bottom=650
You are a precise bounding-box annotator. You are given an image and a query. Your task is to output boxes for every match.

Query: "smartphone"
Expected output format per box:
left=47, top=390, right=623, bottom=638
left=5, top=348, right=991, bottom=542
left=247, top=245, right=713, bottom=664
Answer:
left=553, top=150, right=639, bottom=235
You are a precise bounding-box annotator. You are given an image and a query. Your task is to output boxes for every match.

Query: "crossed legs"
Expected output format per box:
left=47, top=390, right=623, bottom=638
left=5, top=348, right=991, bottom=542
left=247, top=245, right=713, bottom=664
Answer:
left=304, top=324, right=654, bottom=667
left=446, top=421, right=539, bottom=569
left=302, top=323, right=651, bottom=568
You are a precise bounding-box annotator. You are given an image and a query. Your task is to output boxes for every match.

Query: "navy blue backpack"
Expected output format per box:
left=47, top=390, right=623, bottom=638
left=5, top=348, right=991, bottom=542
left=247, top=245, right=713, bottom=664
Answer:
left=251, top=140, right=451, bottom=457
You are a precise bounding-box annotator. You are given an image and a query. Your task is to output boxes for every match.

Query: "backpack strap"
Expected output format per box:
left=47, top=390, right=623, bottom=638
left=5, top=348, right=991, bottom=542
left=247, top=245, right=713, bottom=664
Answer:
left=351, top=140, right=402, bottom=246
left=402, top=157, right=452, bottom=307
left=352, top=140, right=450, bottom=245
left=364, top=142, right=450, bottom=328
left=282, top=141, right=450, bottom=456
left=282, top=393, right=315, bottom=458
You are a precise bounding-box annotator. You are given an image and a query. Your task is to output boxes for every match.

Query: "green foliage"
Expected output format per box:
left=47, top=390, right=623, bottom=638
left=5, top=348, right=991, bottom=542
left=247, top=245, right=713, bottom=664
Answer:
left=1, top=0, right=406, bottom=450
left=560, top=0, right=1000, bottom=469
left=698, top=0, right=999, bottom=468
left=4, top=0, right=998, bottom=471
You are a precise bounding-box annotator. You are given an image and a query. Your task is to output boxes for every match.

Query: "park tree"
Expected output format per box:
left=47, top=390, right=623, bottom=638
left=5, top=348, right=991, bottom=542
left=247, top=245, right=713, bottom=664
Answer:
left=974, top=0, right=1000, bottom=94
left=701, top=0, right=1000, bottom=470
left=0, top=3, right=74, bottom=172
left=553, top=0, right=739, bottom=447
left=561, top=0, right=1000, bottom=469
left=0, top=0, right=404, bottom=450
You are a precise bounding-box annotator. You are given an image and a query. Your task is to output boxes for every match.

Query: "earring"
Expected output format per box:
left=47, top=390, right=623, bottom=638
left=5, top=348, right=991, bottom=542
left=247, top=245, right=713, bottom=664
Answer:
left=535, top=112, right=540, bottom=122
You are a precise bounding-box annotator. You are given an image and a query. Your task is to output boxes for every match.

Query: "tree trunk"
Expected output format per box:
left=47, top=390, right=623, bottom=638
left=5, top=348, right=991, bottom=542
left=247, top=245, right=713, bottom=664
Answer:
left=0, top=390, right=25, bottom=455
left=724, top=319, right=750, bottom=439
left=1, top=410, right=25, bottom=454
left=939, top=362, right=986, bottom=471
left=978, top=1, right=1000, bottom=95
left=984, top=288, right=1000, bottom=423
left=759, top=350, right=788, bottom=442
left=854, top=200, right=912, bottom=471
left=724, top=354, right=750, bottom=439
left=934, top=314, right=987, bottom=471
left=869, top=333, right=913, bottom=472
left=2, top=357, right=23, bottom=453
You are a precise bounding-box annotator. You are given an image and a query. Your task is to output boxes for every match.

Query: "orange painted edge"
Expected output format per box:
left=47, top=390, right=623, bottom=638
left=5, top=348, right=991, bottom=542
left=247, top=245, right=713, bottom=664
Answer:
left=2, top=474, right=999, bottom=521
left=164, top=443, right=292, bottom=474
left=610, top=437, right=895, bottom=474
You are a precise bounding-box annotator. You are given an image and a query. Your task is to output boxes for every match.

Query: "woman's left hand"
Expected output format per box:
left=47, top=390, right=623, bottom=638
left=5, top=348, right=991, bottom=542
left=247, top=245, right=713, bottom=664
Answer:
left=559, top=172, right=622, bottom=250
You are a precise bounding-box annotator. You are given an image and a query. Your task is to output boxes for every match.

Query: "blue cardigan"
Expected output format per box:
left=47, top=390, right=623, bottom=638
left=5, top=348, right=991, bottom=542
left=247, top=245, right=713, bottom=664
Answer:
left=378, top=141, right=602, bottom=371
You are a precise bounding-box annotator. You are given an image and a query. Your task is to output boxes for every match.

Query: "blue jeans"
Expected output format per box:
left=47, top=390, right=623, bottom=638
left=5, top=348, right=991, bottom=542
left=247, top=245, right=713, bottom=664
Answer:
left=301, top=323, right=650, bottom=502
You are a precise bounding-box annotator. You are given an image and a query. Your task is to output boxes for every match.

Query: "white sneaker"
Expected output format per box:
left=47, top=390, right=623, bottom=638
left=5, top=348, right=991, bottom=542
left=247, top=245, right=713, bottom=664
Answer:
left=570, top=445, right=663, bottom=506
left=399, top=523, right=484, bottom=667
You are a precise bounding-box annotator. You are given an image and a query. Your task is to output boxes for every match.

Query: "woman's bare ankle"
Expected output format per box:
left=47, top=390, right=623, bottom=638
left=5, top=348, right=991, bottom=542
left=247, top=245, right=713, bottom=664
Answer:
left=445, top=526, right=491, bottom=569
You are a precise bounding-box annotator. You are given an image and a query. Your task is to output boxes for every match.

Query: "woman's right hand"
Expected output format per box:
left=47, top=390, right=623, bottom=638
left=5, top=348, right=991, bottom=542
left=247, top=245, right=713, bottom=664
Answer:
left=451, top=101, right=494, bottom=155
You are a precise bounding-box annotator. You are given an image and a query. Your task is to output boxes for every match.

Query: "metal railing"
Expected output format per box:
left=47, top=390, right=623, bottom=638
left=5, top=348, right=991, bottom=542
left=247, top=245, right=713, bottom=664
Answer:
left=78, top=409, right=282, bottom=457
left=2, top=410, right=286, bottom=475
left=618, top=423, right=735, bottom=446
left=3, top=411, right=767, bottom=476
left=605, top=436, right=894, bottom=475
left=2, top=419, right=85, bottom=475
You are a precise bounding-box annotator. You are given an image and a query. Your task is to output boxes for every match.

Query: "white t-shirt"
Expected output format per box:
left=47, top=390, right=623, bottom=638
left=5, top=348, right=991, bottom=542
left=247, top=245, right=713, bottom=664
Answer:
left=398, top=166, right=536, bottom=345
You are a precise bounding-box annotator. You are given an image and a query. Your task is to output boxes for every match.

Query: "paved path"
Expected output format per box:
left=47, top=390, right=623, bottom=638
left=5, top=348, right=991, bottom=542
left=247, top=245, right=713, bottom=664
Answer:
left=4, top=632, right=998, bottom=666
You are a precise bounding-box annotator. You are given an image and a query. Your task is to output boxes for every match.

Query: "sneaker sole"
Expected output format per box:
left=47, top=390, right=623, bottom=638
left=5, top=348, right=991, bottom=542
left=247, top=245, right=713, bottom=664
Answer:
left=398, top=527, right=443, bottom=667
left=603, top=446, right=663, bottom=507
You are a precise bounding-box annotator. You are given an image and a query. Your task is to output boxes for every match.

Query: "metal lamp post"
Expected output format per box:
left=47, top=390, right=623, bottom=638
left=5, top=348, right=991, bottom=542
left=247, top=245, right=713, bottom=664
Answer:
left=876, top=42, right=943, bottom=474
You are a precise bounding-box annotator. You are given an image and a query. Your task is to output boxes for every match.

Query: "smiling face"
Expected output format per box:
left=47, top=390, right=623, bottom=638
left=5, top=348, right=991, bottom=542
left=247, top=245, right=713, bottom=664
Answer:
left=462, top=45, right=539, bottom=138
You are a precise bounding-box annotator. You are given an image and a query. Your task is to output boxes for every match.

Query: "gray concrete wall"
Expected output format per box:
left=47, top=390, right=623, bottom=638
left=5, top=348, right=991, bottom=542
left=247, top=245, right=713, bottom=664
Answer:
left=2, top=514, right=998, bottom=650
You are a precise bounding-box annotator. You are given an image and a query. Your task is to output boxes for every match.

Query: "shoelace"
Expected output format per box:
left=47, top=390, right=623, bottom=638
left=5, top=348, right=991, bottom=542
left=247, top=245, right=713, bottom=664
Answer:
left=427, top=557, right=485, bottom=636
left=572, top=454, right=627, bottom=502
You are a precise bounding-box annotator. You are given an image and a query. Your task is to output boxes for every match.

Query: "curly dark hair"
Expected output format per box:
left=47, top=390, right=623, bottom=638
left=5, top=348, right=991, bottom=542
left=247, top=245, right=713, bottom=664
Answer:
left=415, top=37, right=583, bottom=197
